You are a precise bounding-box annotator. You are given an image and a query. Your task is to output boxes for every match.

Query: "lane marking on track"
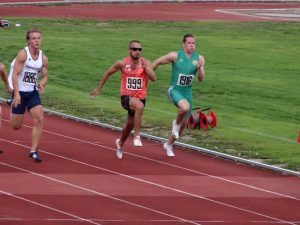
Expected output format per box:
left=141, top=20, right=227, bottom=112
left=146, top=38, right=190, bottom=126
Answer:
left=5, top=140, right=84, bottom=144
left=0, top=106, right=295, bottom=144
left=1, top=118, right=299, bottom=201
left=0, top=189, right=102, bottom=225
left=0, top=161, right=202, bottom=225
left=216, top=8, right=300, bottom=22
left=0, top=218, right=299, bottom=224
left=0, top=139, right=297, bottom=225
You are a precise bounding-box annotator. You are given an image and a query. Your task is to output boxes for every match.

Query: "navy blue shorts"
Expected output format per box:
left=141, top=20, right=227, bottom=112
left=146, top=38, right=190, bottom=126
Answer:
left=12, top=90, right=42, bottom=114
left=121, top=95, right=146, bottom=117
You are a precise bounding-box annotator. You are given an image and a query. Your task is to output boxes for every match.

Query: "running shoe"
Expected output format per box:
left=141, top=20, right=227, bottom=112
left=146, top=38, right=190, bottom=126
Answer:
left=115, top=139, right=123, bottom=159
left=133, top=135, right=143, bottom=147
left=29, top=151, right=42, bottom=162
left=171, top=120, right=180, bottom=139
left=163, top=142, right=175, bottom=157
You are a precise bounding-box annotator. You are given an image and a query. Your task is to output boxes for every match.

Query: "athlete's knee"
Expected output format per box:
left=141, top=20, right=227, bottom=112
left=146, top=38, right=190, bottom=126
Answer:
left=178, top=99, right=190, bottom=114
left=179, top=105, right=190, bottom=115
left=33, top=115, right=44, bottom=127
left=10, top=115, right=24, bottom=130
left=12, top=123, right=22, bottom=130
left=135, top=102, right=145, bottom=112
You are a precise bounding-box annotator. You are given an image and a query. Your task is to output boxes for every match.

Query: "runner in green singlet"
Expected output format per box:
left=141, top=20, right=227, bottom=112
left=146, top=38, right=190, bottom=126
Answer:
left=152, top=34, right=205, bottom=157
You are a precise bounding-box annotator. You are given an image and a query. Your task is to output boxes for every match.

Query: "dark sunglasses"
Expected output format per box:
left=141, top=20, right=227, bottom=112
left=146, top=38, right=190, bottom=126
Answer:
left=130, top=47, right=142, bottom=52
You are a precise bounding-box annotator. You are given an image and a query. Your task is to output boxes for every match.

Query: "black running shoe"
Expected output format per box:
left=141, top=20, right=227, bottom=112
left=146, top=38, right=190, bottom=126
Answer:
left=29, top=151, right=42, bottom=162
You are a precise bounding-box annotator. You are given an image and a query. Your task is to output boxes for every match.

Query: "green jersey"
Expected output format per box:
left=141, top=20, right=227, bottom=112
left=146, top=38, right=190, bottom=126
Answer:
left=171, top=49, right=199, bottom=89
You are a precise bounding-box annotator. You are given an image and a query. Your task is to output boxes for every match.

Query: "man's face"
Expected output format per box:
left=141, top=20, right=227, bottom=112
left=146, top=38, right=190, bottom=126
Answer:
left=183, top=37, right=195, bottom=54
left=129, top=42, right=142, bottom=60
left=27, top=32, right=41, bottom=49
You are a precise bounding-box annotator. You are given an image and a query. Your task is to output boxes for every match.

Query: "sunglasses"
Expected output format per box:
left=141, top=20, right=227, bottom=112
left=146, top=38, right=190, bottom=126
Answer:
left=130, top=47, right=142, bottom=52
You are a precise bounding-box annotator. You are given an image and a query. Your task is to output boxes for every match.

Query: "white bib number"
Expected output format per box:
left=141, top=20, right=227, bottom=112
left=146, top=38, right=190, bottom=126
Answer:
left=23, top=71, right=37, bottom=84
left=177, top=74, right=194, bottom=86
left=126, top=77, right=143, bottom=90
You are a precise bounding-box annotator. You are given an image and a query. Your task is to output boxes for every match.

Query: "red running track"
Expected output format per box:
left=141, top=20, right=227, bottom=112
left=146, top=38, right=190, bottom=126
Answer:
left=1, top=2, right=300, bottom=22
left=0, top=104, right=300, bottom=225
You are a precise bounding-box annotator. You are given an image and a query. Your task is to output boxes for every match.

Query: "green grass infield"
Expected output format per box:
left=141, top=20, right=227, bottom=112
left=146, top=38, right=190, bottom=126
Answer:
left=1, top=18, right=299, bottom=170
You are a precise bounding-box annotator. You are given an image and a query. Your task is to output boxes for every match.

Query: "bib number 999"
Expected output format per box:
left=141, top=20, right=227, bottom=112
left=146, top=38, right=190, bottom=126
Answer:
left=126, top=77, right=143, bottom=90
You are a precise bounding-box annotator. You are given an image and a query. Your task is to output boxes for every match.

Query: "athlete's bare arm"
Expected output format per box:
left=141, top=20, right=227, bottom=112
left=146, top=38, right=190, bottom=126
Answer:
left=12, top=49, right=27, bottom=107
left=141, top=58, right=156, bottom=82
left=152, top=52, right=178, bottom=70
left=38, top=54, right=48, bottom=94
left=90, top=60, right=124, bottom=97
left=197, top=55, right=205, bottom=82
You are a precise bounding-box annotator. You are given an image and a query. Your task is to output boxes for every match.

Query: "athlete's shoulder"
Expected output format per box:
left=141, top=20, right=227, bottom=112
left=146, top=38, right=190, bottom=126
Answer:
left=122, top=56, right=130, bottom=61
left=15, top=48, right=27, bottom=63
left=111, top=59, right=125, bottom=70
left=166, top=51, right=178, bottom=62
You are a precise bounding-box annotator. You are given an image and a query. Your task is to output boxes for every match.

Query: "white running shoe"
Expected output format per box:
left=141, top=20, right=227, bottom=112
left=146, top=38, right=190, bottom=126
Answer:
left=163, top=142, right=175, bottom=157
left=172, top=120, right=180, bottom=139
left=133, top=135, right=143, bottom=147
left=115, top=139, right=123, bottom=159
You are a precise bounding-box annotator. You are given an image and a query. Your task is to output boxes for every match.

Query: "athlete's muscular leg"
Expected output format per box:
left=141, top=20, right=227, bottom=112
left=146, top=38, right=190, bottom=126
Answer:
left=166, top=120, right=187, bottom=146
left=129, top=97, right=144, bottom=137
left=166, top=99, right=189, bottom=146
left=175, top=99, right=190, bottom=125
left=29, top=105, right=44, bottom=151
left=10, top=113, right=25, bottom=130
left=119, top=115, right=134, bottom=146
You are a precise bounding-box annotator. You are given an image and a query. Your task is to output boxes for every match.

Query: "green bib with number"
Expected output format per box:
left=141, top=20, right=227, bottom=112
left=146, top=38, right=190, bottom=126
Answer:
left=171, top=49, right=199, bottom=88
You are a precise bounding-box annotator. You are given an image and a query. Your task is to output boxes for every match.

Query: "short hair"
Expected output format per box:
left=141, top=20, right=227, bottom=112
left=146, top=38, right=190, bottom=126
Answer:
left=26, top=28, right=42, bottom=41
left=182, top=34, right=194, bottom=43
left=128, top=40, right=140, bottom=48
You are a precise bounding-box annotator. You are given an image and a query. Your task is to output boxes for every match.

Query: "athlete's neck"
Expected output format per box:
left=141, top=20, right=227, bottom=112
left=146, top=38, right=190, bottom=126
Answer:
left=28, top=46, right=39, bottom=60
left=130, top=58, right=140, bottom=69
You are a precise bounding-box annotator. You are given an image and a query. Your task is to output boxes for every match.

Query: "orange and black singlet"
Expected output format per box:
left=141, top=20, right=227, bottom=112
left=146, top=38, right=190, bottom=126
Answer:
left=120, top=57, right=148, bottom=99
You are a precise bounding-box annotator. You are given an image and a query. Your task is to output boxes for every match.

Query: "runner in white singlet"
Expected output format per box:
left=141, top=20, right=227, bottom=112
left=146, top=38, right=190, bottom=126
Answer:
left=9, top=28, right=48, bottom=162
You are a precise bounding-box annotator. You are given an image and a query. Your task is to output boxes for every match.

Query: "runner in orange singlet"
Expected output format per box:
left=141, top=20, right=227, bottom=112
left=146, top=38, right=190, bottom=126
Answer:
left=90, top=40, right=156, bottom=159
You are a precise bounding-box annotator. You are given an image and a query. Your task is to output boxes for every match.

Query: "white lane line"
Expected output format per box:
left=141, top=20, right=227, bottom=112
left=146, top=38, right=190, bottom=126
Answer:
left=1, top=118, right=299, bottom=201
left=0, top=105, right=296, bottom=144
left=215, top=8, right=300, bottom=21
left=0, top=139, right=297, bottom=225
left=1, top=218, right=299, bottom=224
left=0, top=160, right=201, bottom=225
left=0, top=189, right=102, bottom=225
